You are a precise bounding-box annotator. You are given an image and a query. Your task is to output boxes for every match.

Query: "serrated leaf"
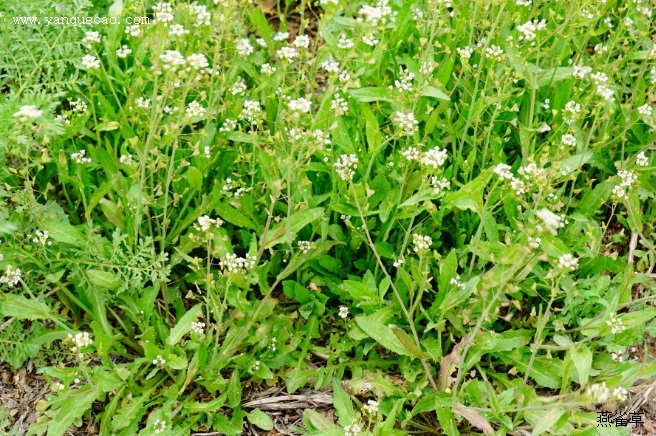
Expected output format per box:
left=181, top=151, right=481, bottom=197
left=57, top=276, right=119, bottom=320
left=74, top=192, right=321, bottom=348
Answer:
left=0, top=295, right=51, bottom=320
left=167, top=304, right=202, bottom=346
left=570, top=344, right=592, bottom=387
left=354, top=316, right=412, bottom=357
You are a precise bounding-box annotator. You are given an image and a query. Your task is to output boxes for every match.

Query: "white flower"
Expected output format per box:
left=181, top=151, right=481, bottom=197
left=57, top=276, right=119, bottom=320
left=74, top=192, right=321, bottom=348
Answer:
left=420, top=147, right=448, bottom=169
left=160, top=50, right=186, bottom=72
left=412, top=234, right=432, bottom=252
left=457, top=46, right=474, bottom=60
left=493, top=163, right=513, bottom=180
left=362, top=33, right=379, bottom=46
left=613, top=169, right=638, bottom=199
left=528, top=237, right=541, bottom=248
left=557, top=253, right=579, bottom=272
left=536, top=209, right=567, bottom=235
left=321, top=58, right=340, bottom=73
left=236, top=38, right=254, bottom=57
left=611, top=350, right=625, bottom=363
left=71, top=150, right=92, bottom=164
left=636, top=151, right=649, bottom=167
left=485, top=45, right=504, bottom=61
left=612, top=386, right=628, bottom=402
left=288, top=97, right=312, bottom=116
left=120, top=154, right=134, bottom=165
left=220, top=253, right=256, bottom=274
left=334, top=154, right=359, bottom=181
left=572, top=65, right=591, bottom=79
left=253, top=360, right=260, bottom=371
left=420, top=61, right=434, bottom=76
left=430, top=177, right=450, bottom=195
left=71, top=99, right=87, bottom=114
left=220, top=118, right=238, bottom=132
left=116, top=45, right=132, bottom=58
left=391, top=68, right=415, bottom=92
left=586, top=382, right=610, bottom=403
left=195, top=215, right=217, bottom=232
left=67, top=332, right=93, bottom=353
left=153, top=355, right=166, bottom=366
left=561, top=134, right=577, bottom=148
left=517, top=19, right=547, bottom=43
left=187, top=54, right=209, bottom=70
left=337, top=34, right=355, bottom=49
left=401, top=147, right=420, bottom=161
left=136, top=97, right=150, bottom=109
left=83, top=31, right=101, bottom=46
left=241, top=100, right=263, bottom=123
left=450, top=275, right=465, bottom=290
left=294, top=34, right=310, bottom=49
left=357, top=0, right=397, bottom=26
left=338, top=69, right=351, bottom=83
left=189, top=4, right=211, bottom=26
left=563, top=100, right=581, bottom=124
left=0, top=265, right=22, bottom=287
left=394, top=112, right=419, bottom=135
left=338, top=306, right=349, bottom=318
left=169, top=23, right=189, bottom=37
left=261, top=63, right=276, bottom=75
left=13, top=105, right=43, bottom=122
left=363, top=400, right=379, bottom=414
left=186, top=101, right=206, bottom=118
left=230, top=79, right=247, bottom=95
left=125, top=24, right=143, bottom=37
left=153, top=419, right=167, bottom=434
left=606, top=312, right=626, bottom=334
left=191, top=321, right=206, bottom=335
left=298, top=240, right=312, bottom=254
left=153, top=2, right=174, bottom=25
left=331, top=94, right=348, bottom=115
left=637, top=104, right=653, bottom=117
left=277, top=46, right=299, bottom=62
left=345, top=420, right=363, bottom=436
left=55, top=113, right=70, bottom=125
left=32, top=230, right=51, bottom=245
left=273, top=31, right=289, bottom=41
left=81, top=54, right=100, bottom=69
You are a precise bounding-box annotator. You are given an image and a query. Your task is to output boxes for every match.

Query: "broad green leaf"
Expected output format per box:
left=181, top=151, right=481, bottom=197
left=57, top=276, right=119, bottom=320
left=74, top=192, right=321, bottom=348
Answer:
left=332, top=378, right=356, bottom=426
left=167, top=304, right=202, bottom=346
left=264, top=207, right=324, bottom=249
left=87, top=269, right=123, bottom=290
left=436, top=407, right=460, bottom=436
left=422, top=86, right=450, bottom=100
left=303, top=409, right=339, bottom=430
left=537, top=67, right=574, bottom=88
left=43, top=219, right=84, bottom=246
left=570, top=344, right=592, bottom=387
left=347, top=87, right=393, bottom=102
left=354, top=316, right=413, bottom=357
left=389, top=325, right=425, bottom=359
left=186, top=167, right=203, bottom=191
left=0, top=295, right=51, bottom=320
left=528, top=407, right=566, bottom=436
left=214, top=201, right=259, bottom=231
left=47, top=386, right=100, bottom=436
left=247, top=409, right=273, bottom=431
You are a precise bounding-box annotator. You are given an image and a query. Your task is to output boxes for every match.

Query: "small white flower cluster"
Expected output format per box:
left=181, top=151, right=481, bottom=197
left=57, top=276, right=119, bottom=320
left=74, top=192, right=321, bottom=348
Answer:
left=357, top=0, right=397, bottom=26
left=331, top=94, right=349, bottom=115
left=55, top=113, right=70, bottom=125
left=120, top=154, right=134, bottom=165
left=153, top=419, right=167, bottom=435
left=457, top=46, right=474, bottom=61
left=81, top=54, right=101, bottom=69
left=31, top=230, right=52, bottom=246
left=219, top=253, right=256, bottom=274
left=71, top=99, right=87, bottom=114
left=430, top=176, right=450, bottom=195
left=116, top=45, right=132, bottom=58
left=261, top=63, right=276, bottom=75
left=612, top=169, right=637, bottom=200
left=294, top=34, right=310, bottom=49
left=236, top=38, right=254, bottom=57
left=590, top=71, right=615, bottom=102
left=186, top=101, right=206, bottom=118
left=337, top=34, right=355, bottom=49
left=572, top=65, right=591, bottom=79
left=613, top=386, right=628, bottom=402
left=637, top=104, right=653, bottom=117
left=394, top=111, right=419, bottom=135
left=240, top=100, right=262, bottom=123
left=485, top=45, right=504, bottom=61
left=563, top=101, right=581, bottom=124
left=561, top=133, right=577, bottom=148
left=191, top=321, right=205, bottom=335
left=363, top=399, right=379, bottom=414
left=153, top=355, right=166, bottom=366
left=125, top=23, right=143, bottom=37
left=194, top=215, right=221, bottom=232
left=288, top=97, right=312, bottom=116
left=401, top=147, right=419, bottom=161
left=636, top=151, right=649, bottom=167
left=169, top=24, right=189, bottom=37
left=136, top=97, right=150, bottom=109
left=159, top=50, right=187, bottom=73
left=420, top=147, right=448, bottom=169
left=362, top=32, right=379, bottom=46
left=270, top=337, right=277, bottom=352
left=536, top=209, right=568, bottom=235
left=557, top=253, right=579, bottom=272
left=67, top=332, right=93, bottom=353
left=83, top=31, right=101, bottom=49
left=611, top=350, right=625, bottom=363
left=493, top=163, right=526, bottom=195
left=220, top=118, right=238, bottom=132
left=153, top=1, right=175, bottom=25
left=298, top=240, right=312, bottom=254
left=339, top=306, right=349, bottom=318
left=517, top=19, right=547, bottom=44
left=390, top=68, right=415, bottom=92
left=71, top=150, right=92, bottom=164
left=586, top=382, right=610, bottom=403
left=277, top=46, right=299, bottom=62
left=606, top=312, right=626, bottom=335
left=528, top=236, right=541, bottom=249
left=412, top=234, right=432, bottom=252
left=189, top=4, right=211, bottom=26
left=420, top=61, right=435, bottom=76
left=13, top=105, right=43, bottom=122
left=253, top=360, right=260, bottom=371
left=344, top=419, right=362, bottom=436
left=230, top=79, right=247, bottom=95
left=334, top=154, right=359, bottom=181
left=0, top=265, right=22, bottom=287
left=450, top=275, right=465, bottom=290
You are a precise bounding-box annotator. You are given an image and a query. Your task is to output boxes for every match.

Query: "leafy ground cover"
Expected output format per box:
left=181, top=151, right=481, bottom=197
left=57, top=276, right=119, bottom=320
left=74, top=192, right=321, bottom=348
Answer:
left=1, top=0, right=656, bottom=434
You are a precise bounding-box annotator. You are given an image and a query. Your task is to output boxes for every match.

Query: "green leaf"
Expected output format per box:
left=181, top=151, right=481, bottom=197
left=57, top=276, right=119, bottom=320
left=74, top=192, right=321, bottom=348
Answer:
left=529, top=407, right=566, bottom=436
left=389, top=325, right=425, bottom=360
left=186, top=167, right=203, bottom=191
left=332, top=378, right=356, bottom=426
left=215, top=201, right=259, bottom=231
left=347, top=87, right=393, bottom=102
left=43, top=219, right=84, bottom=246
left=339, top=280, right=378, bottom=301
left=354, top=316, right=413, bottom=357
left=436, top=407, right=460, bottom=436
left=167, top=304, right=202, bottom=346
left=264, top=207, right=324, bottom=249
left=422, top=86, right=450, bottom=101
left=247, top=409, right=273, bottom=431
left=87, top=269, right=124, bottom=290
left=303, top=409, right=339, bottom=430
left=536, top=67, right=574, bottom=88
left=570, top=344, right=592, bottom=387
left=47, top=386, right=100, bottom=436
left=0, top=295, right=51, bottom=320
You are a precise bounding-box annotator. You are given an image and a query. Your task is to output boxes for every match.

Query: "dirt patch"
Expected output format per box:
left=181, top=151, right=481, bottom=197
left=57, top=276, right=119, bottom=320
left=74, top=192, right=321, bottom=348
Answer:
left=0, top=362, right=50, bottom=436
